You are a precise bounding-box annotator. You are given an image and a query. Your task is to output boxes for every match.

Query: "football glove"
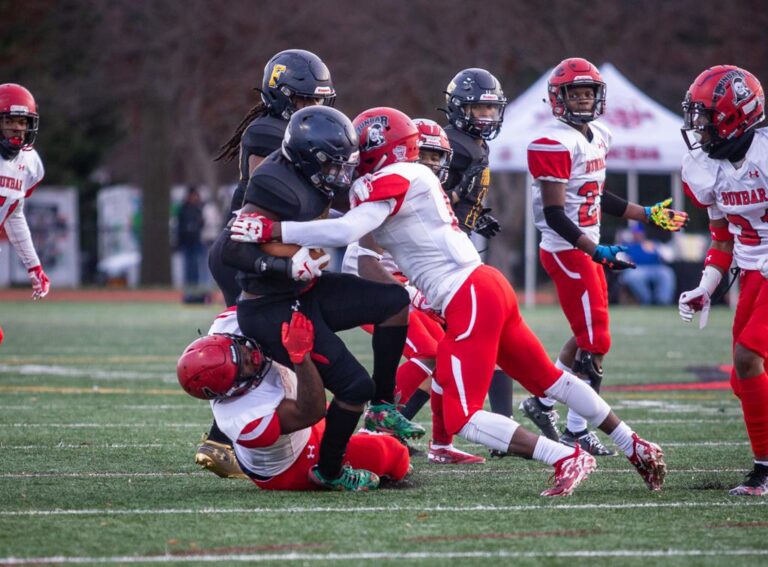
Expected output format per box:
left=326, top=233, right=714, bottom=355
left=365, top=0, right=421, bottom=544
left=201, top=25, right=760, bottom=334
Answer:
left=474, top=209, right=501, bottom=238
left=281, top=311, right=315, bottom=364
left=678, top=286, right=711, bottom=329
left=349, top=175, right=374, bottom=208
left=230, top=212, right=274, bottom=243
left=404, top=283, right=434, bottom=313
left=28, top=265, right=50, bottom=300
left=757, top=257, right=768, bottom=279
left=290, top=246, right=329, bottom=282
left=644, top=198, right=689, bottom=232
left=591, top=244, right=636, bottom=270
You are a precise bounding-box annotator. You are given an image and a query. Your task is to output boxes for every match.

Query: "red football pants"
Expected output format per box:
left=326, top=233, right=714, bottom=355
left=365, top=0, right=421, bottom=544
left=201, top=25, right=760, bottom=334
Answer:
left=730, top=270, right=768, bottom=458
left=540, top=248, right=611, bottom=354
left=436, top=265, right=563, bottom=434
left=253, top=419, right=410, bottom=490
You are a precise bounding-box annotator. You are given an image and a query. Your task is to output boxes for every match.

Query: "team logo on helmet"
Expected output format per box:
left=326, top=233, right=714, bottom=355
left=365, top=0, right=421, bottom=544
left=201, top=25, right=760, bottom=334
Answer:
left=268, top=64, right=287, bottom=88
left=731, top=76, right=752, bottom=104
left=713, top=69, right=747, bottom=103
left=392, top=145, right=407, bottom=161
left=357, top=115, right=389, bottom=151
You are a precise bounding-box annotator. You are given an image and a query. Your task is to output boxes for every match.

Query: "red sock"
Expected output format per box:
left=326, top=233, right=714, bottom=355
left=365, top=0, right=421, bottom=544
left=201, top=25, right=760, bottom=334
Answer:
left=737, top=372, right=768, bottom=458
left=395, top=359, right=430, bottom=404
left=430, top=389, right=452, bottom=445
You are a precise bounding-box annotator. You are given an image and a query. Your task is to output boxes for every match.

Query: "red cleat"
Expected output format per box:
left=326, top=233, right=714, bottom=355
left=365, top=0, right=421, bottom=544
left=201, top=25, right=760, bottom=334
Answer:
left=541, top=445, right=596, bottom=497
left=428, top=442, right=486, bottom=464
left=628, top=433, right=666, bottom=491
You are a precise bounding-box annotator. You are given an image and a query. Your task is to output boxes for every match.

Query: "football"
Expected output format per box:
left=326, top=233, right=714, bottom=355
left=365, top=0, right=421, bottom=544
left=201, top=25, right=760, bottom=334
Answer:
left=260, top=242, right=330, bottom=269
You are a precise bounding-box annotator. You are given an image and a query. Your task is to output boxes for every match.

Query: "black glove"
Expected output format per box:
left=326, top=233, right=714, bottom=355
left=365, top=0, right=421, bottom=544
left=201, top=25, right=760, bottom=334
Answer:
left=456, top=164, right=487, bottom=201
left=474, top=209, right=501, bottom=238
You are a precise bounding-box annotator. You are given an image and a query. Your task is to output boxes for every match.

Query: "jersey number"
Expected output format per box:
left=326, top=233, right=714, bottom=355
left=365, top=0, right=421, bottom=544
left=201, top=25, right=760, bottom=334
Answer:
left=577, top=181, right=602, bottom=227
left=726, top=208, right=768, bottom=246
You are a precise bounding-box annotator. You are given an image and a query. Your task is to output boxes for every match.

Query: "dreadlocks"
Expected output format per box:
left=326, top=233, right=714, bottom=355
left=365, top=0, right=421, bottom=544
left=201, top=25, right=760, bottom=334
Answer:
left=214, top=100, right=269, bottom=162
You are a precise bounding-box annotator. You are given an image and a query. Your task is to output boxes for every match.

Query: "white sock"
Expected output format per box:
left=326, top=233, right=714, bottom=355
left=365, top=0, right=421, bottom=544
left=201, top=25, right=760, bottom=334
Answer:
left=431, top=443, right=454, bottom=450
left=532, top=436, right=574, bottom=465
left=608, top=421, right=635, bottom=456
left=566, top=411, right=588, bottom=434
left=754, top=460, right=768, bottom=467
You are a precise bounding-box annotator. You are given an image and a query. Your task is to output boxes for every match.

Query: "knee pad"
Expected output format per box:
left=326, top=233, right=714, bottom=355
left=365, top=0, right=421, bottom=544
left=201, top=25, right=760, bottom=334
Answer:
left=573, top=350, right=604, bottom=393
left=458, top=410, right=518, bottom=453
left=544, top=372, right=611, bottom=427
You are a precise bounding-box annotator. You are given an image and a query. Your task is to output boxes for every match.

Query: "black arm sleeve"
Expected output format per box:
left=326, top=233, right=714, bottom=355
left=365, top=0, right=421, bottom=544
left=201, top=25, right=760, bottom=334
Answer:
left=601, top=191, right=629, bottom=217
left=220, top=230, right=291, bottom=277
left=543, top=205, right=584, bottom=247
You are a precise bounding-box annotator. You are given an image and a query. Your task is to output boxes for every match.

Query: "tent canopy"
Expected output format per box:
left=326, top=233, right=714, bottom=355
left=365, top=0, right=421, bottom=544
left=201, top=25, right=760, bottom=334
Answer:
left=489, top=64, right=686, bottom=174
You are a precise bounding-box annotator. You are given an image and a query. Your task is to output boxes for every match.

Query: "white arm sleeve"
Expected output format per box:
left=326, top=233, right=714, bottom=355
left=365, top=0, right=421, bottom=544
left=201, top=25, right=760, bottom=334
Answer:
left=4, top=201, right=41, bottom=269
left=281, top=200, right=392, bottom=248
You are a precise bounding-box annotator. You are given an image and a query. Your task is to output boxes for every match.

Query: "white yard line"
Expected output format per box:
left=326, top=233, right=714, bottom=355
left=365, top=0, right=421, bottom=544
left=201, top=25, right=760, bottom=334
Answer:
left=1, top=548, right=768, bottom=564
left=1, top=500, right=765, bottom=517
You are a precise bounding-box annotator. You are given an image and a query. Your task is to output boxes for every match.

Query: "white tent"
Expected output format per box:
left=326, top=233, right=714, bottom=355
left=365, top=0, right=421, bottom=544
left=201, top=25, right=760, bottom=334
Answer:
left=489, top=64, right=688, bottom=306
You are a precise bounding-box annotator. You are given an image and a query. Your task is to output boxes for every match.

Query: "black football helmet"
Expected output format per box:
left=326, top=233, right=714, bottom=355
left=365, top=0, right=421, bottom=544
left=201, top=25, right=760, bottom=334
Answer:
left=261, top=49, right=336, bottom=120
left=282, top=106, right=360, bottom=196
left=443, top=68, right=507, bottom=140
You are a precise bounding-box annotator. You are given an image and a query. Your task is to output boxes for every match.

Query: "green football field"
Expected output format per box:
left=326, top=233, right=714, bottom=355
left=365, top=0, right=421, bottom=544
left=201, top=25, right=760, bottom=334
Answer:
left=1, top=301, right=766, bottom=565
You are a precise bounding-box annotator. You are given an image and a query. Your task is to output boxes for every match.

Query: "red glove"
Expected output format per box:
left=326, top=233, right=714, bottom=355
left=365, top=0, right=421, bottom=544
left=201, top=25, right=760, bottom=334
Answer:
left=28, top=265, right=50, bottom=300
left=230, top=212, right=274, bottom=243
left=281, top=311, right=315, bottom=364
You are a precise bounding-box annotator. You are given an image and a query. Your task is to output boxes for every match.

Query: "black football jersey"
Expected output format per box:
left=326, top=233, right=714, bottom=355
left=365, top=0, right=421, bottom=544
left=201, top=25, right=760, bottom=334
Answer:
left=444, top=126, right=491, bottom=233
left=229, top=114, right=288, bottom=214
left=235, top=151, right=332, bottom=296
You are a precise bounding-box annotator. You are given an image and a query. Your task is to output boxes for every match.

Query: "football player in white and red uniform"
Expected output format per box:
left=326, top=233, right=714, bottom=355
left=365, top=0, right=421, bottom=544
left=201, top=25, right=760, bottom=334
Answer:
left=230, top=107, right=668, bottom=496
left=340, top=119, right=485, bottom=465
left=678, top=65, right=768, bottom=496
left=520, top=58, right=688, bottom=455
left=0, top=83, right=50, bottom=342
left=177, top=308, right=410, bottom=491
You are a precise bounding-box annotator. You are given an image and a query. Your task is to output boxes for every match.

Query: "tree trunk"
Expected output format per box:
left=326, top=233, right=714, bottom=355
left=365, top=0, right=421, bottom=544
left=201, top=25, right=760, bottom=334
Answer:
left=139, top=95, right=172, bottom=285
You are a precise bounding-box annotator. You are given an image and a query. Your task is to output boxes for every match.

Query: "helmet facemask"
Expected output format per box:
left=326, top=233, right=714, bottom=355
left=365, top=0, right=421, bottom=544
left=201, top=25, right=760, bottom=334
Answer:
left=460, top=101, right=506, bottom=140
left=0, top=112, right=38, bottom=155
left=310, top=149, right=360, bottom=195
left=554, top=83, right=606, bottom=125
left=220, top=334, right=271, bottom=398
left=681, top=97, right=718, bottom=152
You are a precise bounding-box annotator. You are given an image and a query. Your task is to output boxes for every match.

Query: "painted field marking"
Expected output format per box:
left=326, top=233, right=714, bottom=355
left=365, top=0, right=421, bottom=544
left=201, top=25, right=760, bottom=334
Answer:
left=1, top=500, right=765, bottom=516
left=2, top=549, right=768, bottom=565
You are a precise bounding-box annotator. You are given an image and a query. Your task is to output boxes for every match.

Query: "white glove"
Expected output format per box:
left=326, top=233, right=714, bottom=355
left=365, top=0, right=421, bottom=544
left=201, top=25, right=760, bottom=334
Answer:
left=349, top=175, right=374, bottom=208
left=290, top=246, right=330, bottom=282
left=678, top=286, right=711, bottom=328
left=404, top=283, right=433, bottom=312
left=757, top=257, right=768, bottom=279
left=230, top=212, right=273, bottom=243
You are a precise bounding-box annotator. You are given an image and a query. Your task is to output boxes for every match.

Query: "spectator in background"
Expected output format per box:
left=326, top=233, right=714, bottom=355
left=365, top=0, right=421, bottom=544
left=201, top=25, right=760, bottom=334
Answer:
left=177, top=186, right=205, bottom=289
left=619, top=223, right=677, bottom=305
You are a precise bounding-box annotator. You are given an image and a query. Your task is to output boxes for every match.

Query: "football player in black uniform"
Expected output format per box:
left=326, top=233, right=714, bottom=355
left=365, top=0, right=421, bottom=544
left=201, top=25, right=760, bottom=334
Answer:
left=441, top=68, right=515, bottom=432
left=221, top=106, right=423, bottom=490
left=196, top=49, right=337, bottom=478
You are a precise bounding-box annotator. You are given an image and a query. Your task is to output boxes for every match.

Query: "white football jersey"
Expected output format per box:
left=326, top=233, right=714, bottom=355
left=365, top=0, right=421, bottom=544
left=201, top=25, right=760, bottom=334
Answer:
left=682, top=128, right=768, bottom=270
left=0, top=148, right=45, bottom=267
left=528, top=120, right=612, bottom=252
left=207, top=308, right=311, bottom=479
left=360, top=162, right=482, bottom=312
left=341, top=242, right=400, bottom=277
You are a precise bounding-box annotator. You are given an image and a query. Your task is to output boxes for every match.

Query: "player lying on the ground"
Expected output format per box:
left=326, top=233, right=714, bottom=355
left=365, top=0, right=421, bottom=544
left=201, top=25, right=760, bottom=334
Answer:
left=229, top=107, right=667, bottom=496
left=678, top=65, right=768, bottom=497
left=177, top=307, right=410, bottom=491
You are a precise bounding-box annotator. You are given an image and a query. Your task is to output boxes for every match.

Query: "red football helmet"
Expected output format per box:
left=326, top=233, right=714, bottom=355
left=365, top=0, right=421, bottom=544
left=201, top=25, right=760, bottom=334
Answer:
left=413, top=118, right=453, bottom=184
left=547, top=58, right=606, bottom=124
left=177, top=334, right=270, bottom=400
left=353, top=107, right=420, bottom=175
left=681, top=65, right=765, bottom=153
left=0, top=83, right=39, bottom=152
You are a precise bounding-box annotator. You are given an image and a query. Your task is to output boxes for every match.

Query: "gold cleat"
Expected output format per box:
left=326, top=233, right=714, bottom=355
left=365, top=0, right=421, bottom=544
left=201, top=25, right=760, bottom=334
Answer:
left=194, top=433, right=248, bottom=480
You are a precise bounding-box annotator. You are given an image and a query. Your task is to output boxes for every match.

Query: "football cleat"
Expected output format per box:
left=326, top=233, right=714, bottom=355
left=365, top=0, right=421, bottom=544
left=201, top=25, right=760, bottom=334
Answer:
left=541, top=445, right=597, bottom=497
left=364, top=401, right=426, bottom=440
left=308, top=464, right=380, bottom=491
left=194, top=433, right=248, bottom=480
left=519, top=397, right=560, bottom=441
left=628, top=433, right=666, bottom=491
left=561, top=429, right=617, bottom=457
left=428, top=442, right=486, bottom=465
left=728, top=464, right=768, bottom=496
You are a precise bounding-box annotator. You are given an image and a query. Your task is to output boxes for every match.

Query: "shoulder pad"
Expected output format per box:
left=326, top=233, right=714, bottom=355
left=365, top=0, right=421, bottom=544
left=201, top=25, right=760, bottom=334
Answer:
left=363, top=172, right=410, bottom=216
left=681, top=152, right=717, bottom=208
left=242, top=115, right=287, bottom=158
left=244, top=157, right=302, bottom=218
